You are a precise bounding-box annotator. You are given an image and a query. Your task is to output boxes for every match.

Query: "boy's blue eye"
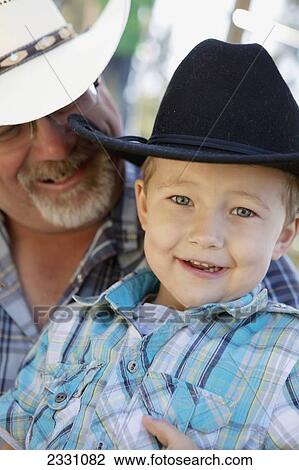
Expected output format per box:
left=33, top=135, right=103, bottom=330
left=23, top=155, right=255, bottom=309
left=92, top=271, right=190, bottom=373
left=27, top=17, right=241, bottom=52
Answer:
left=170, top=195, right=193, bottom=206
left=232, top=207, right=256, bottom=218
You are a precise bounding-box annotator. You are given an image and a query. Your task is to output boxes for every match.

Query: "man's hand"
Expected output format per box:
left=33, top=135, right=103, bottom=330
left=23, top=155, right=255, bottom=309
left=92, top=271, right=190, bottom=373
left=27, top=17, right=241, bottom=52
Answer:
left=142, top=416, right=198, bottom=450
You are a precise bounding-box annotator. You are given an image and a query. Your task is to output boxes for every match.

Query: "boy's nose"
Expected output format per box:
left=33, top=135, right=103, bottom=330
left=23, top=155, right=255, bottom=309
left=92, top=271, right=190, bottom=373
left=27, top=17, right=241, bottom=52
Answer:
left=28, top=117, right=78, bottom=162
left=188, top=214, right=224, bottom=249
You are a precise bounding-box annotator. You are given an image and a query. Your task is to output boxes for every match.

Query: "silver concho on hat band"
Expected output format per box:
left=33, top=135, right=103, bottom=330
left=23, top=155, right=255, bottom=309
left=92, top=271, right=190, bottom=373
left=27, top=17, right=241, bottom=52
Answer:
left=0, top=24, right=76, bottom=75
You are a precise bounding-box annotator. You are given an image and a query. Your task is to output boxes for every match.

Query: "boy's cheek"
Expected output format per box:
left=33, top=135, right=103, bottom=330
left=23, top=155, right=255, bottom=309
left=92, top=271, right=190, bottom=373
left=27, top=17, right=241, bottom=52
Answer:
left=146, top=219, right=185, bottom=251
left=230, top=237, right=271, bottom=269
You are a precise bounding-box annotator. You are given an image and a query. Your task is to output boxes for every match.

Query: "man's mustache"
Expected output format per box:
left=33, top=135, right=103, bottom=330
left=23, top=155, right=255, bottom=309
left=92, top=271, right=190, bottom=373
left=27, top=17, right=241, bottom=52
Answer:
left=17, top=141, right=98, bottom=185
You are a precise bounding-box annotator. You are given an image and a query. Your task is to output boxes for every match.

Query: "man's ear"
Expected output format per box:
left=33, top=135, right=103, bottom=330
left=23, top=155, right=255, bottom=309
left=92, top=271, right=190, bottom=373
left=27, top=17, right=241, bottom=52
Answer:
left=135, top=179, right=148, bottom=231
left=272, top=219, right=299, bottom=260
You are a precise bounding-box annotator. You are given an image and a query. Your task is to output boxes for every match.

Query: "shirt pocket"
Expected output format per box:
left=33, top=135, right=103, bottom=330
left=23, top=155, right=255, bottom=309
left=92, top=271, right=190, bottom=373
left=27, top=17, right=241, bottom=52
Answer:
left=140, top=371, right=235, bottom=450
left=44, top=362, right=103, bottom=406
left=26, top=362, right=103, bottom=449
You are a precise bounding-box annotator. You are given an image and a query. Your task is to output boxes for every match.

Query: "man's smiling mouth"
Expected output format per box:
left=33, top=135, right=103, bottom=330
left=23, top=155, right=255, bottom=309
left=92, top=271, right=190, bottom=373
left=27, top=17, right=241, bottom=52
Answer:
left=38, top=167, right=79, bottom=184
left=36, top=157, right=89, bottom=185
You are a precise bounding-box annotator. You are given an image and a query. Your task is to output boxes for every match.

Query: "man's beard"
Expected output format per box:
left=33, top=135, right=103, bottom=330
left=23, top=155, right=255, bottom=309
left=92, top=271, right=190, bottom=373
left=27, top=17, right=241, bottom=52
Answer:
left=17, top=141, right=120, bottom=229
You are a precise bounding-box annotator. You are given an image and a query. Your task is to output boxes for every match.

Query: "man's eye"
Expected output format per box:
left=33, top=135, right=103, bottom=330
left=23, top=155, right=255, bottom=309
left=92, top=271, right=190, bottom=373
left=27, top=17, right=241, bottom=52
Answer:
left=231, top=207, right=256, bottom=218
left=0, top=125, right=21, bottom=142
left=170, top=195, right=193, bottom=206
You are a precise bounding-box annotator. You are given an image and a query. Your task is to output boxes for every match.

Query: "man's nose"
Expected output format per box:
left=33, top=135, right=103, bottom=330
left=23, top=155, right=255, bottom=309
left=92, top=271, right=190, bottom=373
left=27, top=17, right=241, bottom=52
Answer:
left=188, top=212, right=225, bottom=249
left=29, top=117, right=78, bottom=161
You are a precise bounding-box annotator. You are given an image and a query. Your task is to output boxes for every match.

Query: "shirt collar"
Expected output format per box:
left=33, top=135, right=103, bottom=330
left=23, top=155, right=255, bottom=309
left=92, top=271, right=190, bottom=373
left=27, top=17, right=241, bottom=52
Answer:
left=0, top=212, right=39, bottom=338
left=91, top=166, right=143, bottom=256
left=186, top=285, right=268, bottom=320
left=69, top=163, right=143, bottom=285
left=73, top=267, right=268, bottom=321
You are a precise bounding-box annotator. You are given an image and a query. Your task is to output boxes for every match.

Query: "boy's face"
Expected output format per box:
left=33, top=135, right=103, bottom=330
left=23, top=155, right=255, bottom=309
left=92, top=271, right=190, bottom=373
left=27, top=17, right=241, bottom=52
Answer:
left=135, top=158, right=297, bottom=310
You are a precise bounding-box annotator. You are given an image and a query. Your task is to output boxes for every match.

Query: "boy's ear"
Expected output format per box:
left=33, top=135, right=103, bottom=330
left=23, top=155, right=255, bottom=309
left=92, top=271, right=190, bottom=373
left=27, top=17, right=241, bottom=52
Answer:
left=272, top=219, right=299, bottom=260
left=134, top=179, right=148, bottom=231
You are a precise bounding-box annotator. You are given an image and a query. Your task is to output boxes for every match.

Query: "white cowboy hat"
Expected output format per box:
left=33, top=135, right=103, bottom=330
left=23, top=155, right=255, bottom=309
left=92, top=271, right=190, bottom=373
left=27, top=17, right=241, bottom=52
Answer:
left=232, top=9, right=299, bottom=49
left=0, top=0, right=131, bottom=125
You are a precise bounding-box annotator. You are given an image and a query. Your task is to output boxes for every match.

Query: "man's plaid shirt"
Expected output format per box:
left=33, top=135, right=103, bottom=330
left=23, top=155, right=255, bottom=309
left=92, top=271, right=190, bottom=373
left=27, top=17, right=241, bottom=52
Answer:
left=0, top=268, right=298, bottom=450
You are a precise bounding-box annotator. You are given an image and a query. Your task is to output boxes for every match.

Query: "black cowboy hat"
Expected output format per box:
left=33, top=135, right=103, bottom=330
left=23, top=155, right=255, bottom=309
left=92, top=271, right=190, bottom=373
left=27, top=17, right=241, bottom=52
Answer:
left=69, top=39, right=299, bottom=176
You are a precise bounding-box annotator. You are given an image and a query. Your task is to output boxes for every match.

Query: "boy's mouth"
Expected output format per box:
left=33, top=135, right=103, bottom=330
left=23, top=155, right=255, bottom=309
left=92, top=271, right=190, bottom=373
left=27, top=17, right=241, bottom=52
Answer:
left=182, top=259, right=225, bottom=273
left=177, top=258, right=229, bottom=279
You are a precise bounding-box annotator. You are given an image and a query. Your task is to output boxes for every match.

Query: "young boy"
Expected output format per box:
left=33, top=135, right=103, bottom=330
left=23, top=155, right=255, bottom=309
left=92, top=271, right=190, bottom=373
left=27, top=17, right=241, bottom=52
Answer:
left=0, top=39, right=299, bottom=450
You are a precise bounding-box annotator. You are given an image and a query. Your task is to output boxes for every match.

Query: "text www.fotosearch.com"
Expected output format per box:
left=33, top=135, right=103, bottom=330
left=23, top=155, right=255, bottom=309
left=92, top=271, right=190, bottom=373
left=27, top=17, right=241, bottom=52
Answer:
left=46, top=451, right=254, bottom=467
left=113, top=453, right=253, bottom=466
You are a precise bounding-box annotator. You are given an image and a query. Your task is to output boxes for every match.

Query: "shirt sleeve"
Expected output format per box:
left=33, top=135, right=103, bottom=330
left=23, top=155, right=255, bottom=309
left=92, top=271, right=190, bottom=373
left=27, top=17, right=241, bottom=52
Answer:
left=0, top=327, right=50, bottom=449
left=265, top=359, right=299, bottom=449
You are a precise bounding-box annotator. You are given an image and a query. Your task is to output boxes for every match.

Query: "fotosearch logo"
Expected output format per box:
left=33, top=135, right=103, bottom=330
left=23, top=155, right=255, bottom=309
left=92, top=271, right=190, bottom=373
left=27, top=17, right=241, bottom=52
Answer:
left=33, top=305, right=114, bottom=324
left=32, top=304, right=252, bottom=325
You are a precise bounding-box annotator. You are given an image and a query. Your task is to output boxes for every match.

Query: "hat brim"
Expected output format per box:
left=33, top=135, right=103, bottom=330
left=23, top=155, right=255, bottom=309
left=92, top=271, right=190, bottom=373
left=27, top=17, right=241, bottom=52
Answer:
left=69, top=115, right=299, bottom=177
left=0, top=0, right=130, bottom=125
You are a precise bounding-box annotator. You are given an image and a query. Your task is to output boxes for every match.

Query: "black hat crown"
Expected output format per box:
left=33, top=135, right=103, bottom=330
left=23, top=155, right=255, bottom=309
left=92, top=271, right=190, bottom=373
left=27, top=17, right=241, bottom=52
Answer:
left=70, top=39, right=299, bottom=175
left=150, top=39, right=299, bottom=155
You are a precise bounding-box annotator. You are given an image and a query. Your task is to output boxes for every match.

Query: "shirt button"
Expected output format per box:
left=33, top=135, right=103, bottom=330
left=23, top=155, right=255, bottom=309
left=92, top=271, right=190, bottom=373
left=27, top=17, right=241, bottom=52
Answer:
left=127, top=361, right=138, bottom=373
left=77, top=273, right=83, bottom=284
left=55, top=392, right=67, bottom=403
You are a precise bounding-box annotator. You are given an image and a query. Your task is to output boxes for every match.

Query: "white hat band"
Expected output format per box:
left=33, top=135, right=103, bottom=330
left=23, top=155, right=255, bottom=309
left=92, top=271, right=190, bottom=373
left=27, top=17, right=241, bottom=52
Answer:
left=0, top=24, right=75, bottom=76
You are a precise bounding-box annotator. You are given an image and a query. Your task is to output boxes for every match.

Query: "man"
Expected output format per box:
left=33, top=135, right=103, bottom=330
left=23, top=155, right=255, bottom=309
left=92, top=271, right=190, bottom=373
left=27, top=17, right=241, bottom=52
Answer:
left=0, top=0, right=146, bottom=396
left=0, top=0, right=299, bottom=450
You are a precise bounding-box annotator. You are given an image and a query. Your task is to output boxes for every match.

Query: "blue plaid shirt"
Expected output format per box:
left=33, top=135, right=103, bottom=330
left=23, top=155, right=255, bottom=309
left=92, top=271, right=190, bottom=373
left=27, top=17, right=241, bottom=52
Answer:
left=0, top=267, right=298, bottom=450
left=0, top=162, right=145, bottom=396
left=0, top=164, right=299, bottom=394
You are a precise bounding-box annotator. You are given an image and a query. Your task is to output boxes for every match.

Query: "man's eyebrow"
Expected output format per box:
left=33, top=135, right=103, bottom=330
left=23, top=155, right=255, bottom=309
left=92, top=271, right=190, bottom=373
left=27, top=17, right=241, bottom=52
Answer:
left=231, top=191, right=270, bottom=211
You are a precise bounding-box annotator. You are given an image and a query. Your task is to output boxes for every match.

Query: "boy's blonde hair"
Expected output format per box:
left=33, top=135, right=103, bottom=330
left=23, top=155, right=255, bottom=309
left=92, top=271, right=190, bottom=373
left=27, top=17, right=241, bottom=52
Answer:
left=284, top=173, right=299, bottom=225
left=141, top=157, right=157, bottom=193
left=141, top=156, right=299, bottom=226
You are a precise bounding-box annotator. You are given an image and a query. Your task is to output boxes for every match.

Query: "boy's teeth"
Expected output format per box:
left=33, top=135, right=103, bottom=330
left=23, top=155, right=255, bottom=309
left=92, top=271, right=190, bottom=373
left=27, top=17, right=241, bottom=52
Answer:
left=191, top=261, right=209, bottom=267
left=189, top=260, right=214, bottom=267
left=187, top=260, right=222, bottom=272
